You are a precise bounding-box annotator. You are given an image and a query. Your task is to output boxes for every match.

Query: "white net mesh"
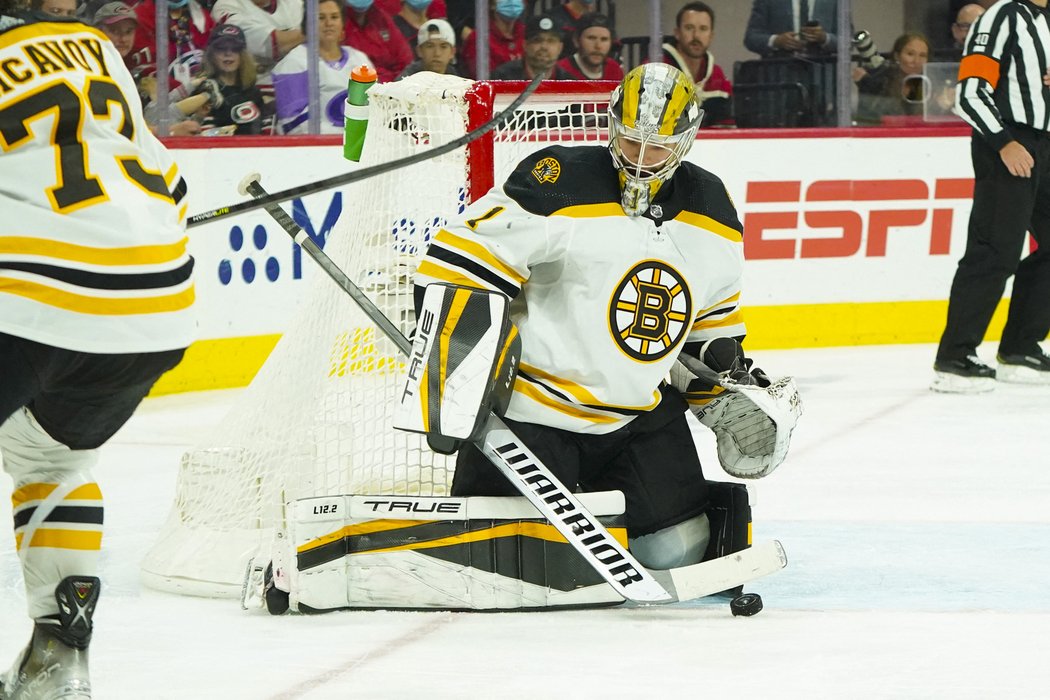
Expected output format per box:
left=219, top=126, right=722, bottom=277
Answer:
left=142, top=76, right=613, bottom=597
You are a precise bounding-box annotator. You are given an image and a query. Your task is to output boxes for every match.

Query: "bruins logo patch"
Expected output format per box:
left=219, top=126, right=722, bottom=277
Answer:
left=609, top=261, right=692, bottom=362
left=531, top=157, right=561, bottom=184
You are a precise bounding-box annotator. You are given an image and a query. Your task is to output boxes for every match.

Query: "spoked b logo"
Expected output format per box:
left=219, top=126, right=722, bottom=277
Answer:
left=608, top=261, right=691, bottom=362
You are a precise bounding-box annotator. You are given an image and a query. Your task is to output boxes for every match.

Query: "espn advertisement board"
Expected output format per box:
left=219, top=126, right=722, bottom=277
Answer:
left=157, top=129, right=1013, bottom=393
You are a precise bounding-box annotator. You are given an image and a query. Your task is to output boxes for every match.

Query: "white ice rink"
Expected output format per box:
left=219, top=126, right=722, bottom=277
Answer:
left=2, top=343, right=1049, bottom=699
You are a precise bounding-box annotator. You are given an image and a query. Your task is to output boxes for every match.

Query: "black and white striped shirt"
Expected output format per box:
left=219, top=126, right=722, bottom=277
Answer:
left=955, top=0, right=1050, bottom=149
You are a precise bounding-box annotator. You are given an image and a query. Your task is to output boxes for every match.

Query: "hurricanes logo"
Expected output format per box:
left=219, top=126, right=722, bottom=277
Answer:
left=609, top=261, right=691, bottom=362
left=531, top=157, right=561, bottom=183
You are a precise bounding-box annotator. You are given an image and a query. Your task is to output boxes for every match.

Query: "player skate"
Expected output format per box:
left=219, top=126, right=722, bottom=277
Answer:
left=931, top=355, right=997, bottom=393
left=0, top=577, right=99, bottom=700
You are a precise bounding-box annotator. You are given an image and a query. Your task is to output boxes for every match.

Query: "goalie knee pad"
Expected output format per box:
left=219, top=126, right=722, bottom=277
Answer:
left=1, top=408, right=103, bottom=619
left=252, top=492, right=629, bottom=612
left=394, top=283, right=521, bottom=454
left=628, top=514, right=710, bottom=570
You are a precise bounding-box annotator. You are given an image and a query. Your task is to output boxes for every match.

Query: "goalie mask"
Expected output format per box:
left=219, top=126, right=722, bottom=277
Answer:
left=608, top=64, right=704, bottom=217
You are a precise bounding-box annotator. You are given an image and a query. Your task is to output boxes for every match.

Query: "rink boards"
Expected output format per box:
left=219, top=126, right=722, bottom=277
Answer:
left=155, top=127, right=1016, bottom=394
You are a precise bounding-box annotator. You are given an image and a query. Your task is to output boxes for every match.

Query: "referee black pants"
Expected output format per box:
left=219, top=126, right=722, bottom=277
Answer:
left=937, top=126, right=1050, bottom=361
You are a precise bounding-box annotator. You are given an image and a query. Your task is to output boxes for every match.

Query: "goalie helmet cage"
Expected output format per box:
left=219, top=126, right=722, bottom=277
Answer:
left=141, top=75, right=619, bottom=597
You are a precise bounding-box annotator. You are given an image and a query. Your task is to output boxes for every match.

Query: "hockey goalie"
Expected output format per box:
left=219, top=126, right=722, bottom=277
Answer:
left=251, top=64, right=801, bottom=613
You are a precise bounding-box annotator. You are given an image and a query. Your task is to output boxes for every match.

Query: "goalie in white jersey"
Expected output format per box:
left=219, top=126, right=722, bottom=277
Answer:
left=413, top=63, right=800, bottom=575
left=0, top=3, right=195, bottom=698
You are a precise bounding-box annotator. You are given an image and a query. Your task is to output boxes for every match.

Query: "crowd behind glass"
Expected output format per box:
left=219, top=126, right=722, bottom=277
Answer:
left=35, top=0, right=983, bottom=136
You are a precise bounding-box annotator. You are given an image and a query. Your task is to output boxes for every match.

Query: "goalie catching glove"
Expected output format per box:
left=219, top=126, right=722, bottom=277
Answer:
left=670, top=338, right=802, bottom=479
left=394, top=283, right=520, bottom=454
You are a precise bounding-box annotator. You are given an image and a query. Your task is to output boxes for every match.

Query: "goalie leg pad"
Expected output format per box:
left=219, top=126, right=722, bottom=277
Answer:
left=268, top=493, right=630, bottom=612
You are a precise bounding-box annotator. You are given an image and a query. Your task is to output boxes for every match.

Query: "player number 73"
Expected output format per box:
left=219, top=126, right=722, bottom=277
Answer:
left=0, top=77, right=172, bottom=213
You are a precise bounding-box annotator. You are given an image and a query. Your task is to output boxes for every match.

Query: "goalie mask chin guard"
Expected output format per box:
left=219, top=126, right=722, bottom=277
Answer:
left=608, top=64, right=704, bottom=217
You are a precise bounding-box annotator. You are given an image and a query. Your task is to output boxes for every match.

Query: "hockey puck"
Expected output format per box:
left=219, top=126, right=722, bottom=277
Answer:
left=730, top=592, right=763, bottom=617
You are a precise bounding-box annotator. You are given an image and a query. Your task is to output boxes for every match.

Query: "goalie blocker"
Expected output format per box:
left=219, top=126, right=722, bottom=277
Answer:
left=246, top=482, right=756, bottom=613
left=393, top=283, right=521, bottom=454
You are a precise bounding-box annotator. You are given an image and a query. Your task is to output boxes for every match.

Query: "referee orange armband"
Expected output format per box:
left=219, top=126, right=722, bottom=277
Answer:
left=958, top=54, right=1001, bottom=89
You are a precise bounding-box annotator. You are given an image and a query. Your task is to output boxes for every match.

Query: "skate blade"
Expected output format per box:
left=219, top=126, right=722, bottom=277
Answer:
left=930, top=372, right=996, bottom=393
left=997, top=364, right=1050, bottom=385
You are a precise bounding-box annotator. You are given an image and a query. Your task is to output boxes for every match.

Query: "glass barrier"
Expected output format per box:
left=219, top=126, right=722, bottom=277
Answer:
left=74, top=0, right=973, bottom=136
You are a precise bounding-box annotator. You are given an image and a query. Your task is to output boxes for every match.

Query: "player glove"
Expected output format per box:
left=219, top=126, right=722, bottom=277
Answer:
left=701, top=337, right=771, bottom=387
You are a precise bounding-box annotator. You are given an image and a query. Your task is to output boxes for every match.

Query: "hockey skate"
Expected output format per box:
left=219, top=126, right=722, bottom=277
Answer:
left=931, top=356, right=996, bottom=393
left=997, top=350, right=1050, bottom=385
left=0, top=577, right=99, bottom=700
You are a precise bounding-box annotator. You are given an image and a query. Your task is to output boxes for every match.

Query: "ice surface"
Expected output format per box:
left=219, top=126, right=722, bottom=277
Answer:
left=2, top=343, right=1048, bottom=699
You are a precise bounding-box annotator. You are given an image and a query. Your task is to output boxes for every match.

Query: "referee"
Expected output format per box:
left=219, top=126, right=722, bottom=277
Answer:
left=933, top=0, right=1050, bottom=393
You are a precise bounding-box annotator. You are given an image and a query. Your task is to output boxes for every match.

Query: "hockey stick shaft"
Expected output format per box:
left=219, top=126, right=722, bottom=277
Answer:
left=244, top=178, right=673, bottom=603
left=188, top=74, right=545, bottom=228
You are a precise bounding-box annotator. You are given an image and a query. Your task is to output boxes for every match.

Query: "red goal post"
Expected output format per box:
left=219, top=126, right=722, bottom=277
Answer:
left=465, top=80, right=620, bottom=202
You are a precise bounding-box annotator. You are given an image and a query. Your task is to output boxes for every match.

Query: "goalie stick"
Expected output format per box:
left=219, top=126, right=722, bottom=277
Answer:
left=187, top=73, right=545, bottom=228
left=242, top=176, right=787, bottom=604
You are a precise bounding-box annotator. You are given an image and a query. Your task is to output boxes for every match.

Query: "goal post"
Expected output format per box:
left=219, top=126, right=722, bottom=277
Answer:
left=141, top=76, right=617, bottom=597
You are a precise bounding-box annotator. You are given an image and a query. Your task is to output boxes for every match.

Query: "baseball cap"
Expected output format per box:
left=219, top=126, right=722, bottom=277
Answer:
left=575, top=13, right=614, bottom=39
left=209, top=23, right=247, bottom=50
left=93, top=1, right=137, bottom=26
left=525, top=14, right=559, bottom=41
left=417, top=18, right=455, bottom=47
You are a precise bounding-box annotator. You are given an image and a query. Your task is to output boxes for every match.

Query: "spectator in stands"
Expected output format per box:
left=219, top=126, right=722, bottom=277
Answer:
left=556, top=12, right=622, bottom=80
left=31, top=0, right=76, bottom=17
left=743, top=0, right=839, bottom=58
left=947, top=4, right=984, bottom=59
left=394, top=0, right=449, bottom=43
left=444, top=0, right=474, bottom=40
left=272, top=0, right=374, bottom=134
left=549, top=0, right=597, bottom=59
left=93, top=1, right=139, bottom=68
left=461, top=0, right=525, bottom=78
left=854, top=32, right=930, bottom=125
left=211, top=0, right=303, bottom=85
left=342, top=0, right=414, bottom=83
left=131, top=0, right=215, bottom=81
left=92, top=2, right=204, bottom=136
left=492, top=13, right=571, bottom=80
left=192, top=23, right=269, bottom=134
left=662, top=2, right=731, bottom=126
left=377, top=0, right=446, bottom=18
left=400, top=18, right=461, bottom=78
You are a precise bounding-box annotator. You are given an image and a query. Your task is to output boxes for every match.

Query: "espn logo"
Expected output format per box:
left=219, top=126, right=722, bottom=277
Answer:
left=743, top=178, right=974, bottom=260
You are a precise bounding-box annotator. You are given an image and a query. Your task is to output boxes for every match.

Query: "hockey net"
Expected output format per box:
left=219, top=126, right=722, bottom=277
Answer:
left=141, top=75, right=617, bottom=597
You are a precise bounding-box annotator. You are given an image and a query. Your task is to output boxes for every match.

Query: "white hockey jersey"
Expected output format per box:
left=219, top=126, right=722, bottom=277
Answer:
left=415, top=145, right=747, bottom=435
left=0, top=15, right=195, bottom=354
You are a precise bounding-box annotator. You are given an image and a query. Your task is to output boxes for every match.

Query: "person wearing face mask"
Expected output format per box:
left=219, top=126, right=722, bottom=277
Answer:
left=342, top=0, right=414, bottom=82
left=460, top=0, right=525, bottom=78
left=375, top=0, right=446, bottom=17
left=491, top=14, right=572, bottom=80
left=549, top=0, right=600, bottom=59
left=393, top=0, right=449, bottom=43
